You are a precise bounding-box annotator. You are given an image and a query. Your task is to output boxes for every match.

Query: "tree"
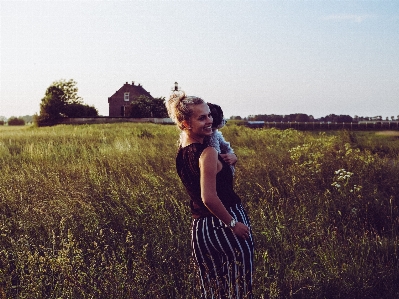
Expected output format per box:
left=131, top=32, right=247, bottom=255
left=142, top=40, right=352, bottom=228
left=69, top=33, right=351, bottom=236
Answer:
left=151, top=97, right=169, bottom=118
left=294, top=114, right=310, bottom=122
left=52, top=79, right=83, bottom=105
left=37, top=79, right=98, bottom=126
left=38, top=85, right=67, bottom=123
left=320, top=114, right=353, bottom=123
left=126, top=96, right=168, bottom=118
left=21, top=115, right=33, bottom=124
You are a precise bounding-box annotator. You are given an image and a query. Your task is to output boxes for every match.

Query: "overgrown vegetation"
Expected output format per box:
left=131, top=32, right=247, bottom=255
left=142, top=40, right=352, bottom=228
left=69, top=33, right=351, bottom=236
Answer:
left=0, top=124, right=398, bottom=298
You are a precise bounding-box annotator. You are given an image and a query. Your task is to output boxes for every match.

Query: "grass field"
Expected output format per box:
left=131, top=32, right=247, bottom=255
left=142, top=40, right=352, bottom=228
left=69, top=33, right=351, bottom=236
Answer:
left=1, top=124, right=398, bottom=298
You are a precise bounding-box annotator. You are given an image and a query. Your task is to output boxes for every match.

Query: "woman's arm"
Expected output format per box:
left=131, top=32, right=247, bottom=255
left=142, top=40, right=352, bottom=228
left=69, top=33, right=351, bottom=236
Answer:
left=199, top=147, right=249, bottom=238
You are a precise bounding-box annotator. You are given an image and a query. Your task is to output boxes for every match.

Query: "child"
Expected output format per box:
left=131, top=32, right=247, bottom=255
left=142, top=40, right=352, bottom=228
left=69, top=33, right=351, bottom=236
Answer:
left=206, top=103, right=236, bottom=175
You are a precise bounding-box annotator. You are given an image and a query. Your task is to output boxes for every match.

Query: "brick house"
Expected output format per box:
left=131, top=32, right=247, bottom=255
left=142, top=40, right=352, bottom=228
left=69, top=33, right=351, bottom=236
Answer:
left=108, top=81, right=154, bottom=117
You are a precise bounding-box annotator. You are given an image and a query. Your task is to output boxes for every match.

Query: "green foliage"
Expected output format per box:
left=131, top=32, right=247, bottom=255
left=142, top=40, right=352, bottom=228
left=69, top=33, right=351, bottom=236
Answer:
left=63, top=103, right=98, bottom=118
left=51, top=78, right=83, bottom=105
left=7, top=117, right=25, bottom=126
left=39, top=85, right=66, bottom=122
left=37, top=79, right=98, bottom=126
left=0, top=120, right=5, bottom=125
left=126, top=96, right=168, bottom=118
left=0, top=125, right=398, bottom=298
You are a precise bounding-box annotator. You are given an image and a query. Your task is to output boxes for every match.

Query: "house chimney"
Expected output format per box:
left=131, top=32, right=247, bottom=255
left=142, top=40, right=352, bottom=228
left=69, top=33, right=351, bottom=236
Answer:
left=132, top=81, right=135, bottom=85
left=174, top=82, right=178, bottom=91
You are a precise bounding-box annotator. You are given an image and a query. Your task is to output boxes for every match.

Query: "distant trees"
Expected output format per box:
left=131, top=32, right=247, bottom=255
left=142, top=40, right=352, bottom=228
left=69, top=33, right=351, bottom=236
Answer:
left=249, top=113, right=315, bottom=122
left=245, top=113, right=359, bottom=123
left=8, top=117, right=25, bottom=126
left=319, top=114, right=353, bottom=123
left=20, top=115, right=33, bottom=124
left=36, top=79, right=98, bottom=126
left=126, top=95, right=168, bottom=118
left=0, top=116, right=31, bottom=125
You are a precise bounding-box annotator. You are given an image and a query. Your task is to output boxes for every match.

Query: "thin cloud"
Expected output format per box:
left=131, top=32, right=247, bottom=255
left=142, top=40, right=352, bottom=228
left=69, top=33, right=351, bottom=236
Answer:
left=322, top=14, right=374, bottom=23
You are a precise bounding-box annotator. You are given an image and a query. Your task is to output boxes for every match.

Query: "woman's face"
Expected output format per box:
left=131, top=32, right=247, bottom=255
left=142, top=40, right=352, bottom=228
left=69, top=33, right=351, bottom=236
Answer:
left=187, top=102, right=213, bottom=138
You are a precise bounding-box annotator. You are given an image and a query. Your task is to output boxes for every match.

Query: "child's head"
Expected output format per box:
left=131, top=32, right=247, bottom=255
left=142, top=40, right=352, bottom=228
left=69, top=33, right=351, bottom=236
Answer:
left=207, top=103, right=226, bottom=130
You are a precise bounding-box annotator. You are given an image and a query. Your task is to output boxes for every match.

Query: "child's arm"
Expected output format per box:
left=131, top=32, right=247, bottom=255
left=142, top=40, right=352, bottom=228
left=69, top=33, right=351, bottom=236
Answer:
left=216, top=131, right=237, bottom=166
left=207, top=132, right=221, bottom=153
left=217, top=131, right=234, bottom=154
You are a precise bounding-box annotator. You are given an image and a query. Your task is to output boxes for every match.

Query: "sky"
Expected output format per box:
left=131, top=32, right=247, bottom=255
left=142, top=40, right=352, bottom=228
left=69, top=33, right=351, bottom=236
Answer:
left=1, top=0, right=399, bottom=120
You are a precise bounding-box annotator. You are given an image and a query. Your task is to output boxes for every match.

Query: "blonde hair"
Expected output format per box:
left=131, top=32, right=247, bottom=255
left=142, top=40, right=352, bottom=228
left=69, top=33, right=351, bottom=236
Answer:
left=166, top=91, right=205, bottom=130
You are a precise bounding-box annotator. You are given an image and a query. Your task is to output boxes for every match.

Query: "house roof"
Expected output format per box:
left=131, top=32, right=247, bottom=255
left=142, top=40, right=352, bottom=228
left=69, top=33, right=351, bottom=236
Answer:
left=108, top=81, right=153, bottom=101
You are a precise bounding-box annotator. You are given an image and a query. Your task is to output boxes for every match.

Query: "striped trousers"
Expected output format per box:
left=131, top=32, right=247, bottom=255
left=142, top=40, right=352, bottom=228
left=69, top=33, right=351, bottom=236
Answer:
left=191, top=204, right=254, bottom=299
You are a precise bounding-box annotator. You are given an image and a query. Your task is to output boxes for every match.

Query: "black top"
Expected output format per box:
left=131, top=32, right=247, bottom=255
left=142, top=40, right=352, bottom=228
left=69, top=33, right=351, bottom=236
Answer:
left=176, top=143, right=241, bottom=218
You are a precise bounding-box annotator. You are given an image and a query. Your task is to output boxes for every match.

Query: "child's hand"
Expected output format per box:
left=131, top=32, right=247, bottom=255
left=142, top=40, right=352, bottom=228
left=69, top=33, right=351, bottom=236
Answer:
left=220, top=153, right=237, bottom=165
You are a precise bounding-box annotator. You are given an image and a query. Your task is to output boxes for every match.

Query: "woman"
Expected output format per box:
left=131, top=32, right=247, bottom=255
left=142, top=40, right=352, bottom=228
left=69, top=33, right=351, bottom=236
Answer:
left=167, top=92, right=254, bottom=299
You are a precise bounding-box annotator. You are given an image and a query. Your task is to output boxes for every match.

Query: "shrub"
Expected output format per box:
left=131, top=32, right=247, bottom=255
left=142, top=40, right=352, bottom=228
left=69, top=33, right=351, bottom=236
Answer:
left=7, top=117, right=25, bottom=126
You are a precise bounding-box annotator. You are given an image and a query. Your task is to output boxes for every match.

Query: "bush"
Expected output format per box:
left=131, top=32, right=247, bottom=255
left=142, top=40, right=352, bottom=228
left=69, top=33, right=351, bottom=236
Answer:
left=7, top=117, right=25, bottom=126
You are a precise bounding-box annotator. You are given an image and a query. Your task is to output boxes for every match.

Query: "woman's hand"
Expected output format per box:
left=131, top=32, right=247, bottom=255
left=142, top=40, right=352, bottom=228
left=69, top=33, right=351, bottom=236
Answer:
left=231, top=222, right=251, bottom=240
left=220, top=153, right=237, bottom=165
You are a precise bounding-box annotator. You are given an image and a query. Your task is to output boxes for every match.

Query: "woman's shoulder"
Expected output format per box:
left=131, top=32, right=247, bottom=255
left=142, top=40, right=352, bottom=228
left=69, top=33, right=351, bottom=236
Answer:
left=199, top=145, right=218, bottom=161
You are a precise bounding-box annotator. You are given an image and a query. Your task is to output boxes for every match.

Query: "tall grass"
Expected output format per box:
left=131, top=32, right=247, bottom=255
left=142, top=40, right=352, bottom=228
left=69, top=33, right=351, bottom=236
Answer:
left=1, top=124, right=398, bottom=298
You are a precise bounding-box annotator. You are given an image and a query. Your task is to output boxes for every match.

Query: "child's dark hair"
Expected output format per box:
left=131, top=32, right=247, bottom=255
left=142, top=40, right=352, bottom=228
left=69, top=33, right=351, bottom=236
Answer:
left=207, top=103, right=226, bottom=129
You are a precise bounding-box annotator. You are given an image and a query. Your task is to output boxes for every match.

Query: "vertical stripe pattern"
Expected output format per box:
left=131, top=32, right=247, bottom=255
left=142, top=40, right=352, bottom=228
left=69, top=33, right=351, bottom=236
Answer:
left=191, top=204, right=254, bottom=299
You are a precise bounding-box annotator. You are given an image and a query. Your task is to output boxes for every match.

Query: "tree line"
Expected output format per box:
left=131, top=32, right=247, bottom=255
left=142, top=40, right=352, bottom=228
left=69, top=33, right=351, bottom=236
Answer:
left=232, top=113, right=399, bottom=122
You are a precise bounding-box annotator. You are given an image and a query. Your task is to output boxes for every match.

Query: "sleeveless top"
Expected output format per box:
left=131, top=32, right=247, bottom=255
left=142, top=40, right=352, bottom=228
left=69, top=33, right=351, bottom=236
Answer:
left=176, top=143, right=241, bottom=218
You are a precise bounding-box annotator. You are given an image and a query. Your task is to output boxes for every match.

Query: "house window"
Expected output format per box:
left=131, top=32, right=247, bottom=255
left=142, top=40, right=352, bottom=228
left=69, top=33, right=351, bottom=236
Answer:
left=124, top=92, right=129, bottom=101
